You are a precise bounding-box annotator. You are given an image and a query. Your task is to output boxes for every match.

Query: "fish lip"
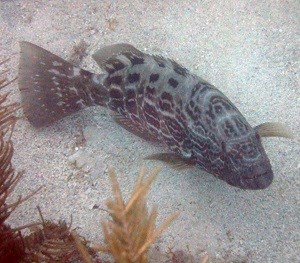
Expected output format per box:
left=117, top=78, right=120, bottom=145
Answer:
left=240, top=170, right=273, bottom=190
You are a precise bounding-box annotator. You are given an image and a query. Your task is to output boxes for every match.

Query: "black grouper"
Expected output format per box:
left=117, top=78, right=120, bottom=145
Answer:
left=18, top=42, right=294, bottom=190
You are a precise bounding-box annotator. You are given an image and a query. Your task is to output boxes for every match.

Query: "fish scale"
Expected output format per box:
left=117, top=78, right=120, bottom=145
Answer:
left=18, top=42, right=295, bottom=190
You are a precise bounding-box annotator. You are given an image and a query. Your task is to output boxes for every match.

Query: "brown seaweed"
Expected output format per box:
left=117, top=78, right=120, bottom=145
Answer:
left=23, top=207, right=94, bottom=263
left=94, top=166, right=179, bottom=263
left=0, top=58, right=27, bottom=262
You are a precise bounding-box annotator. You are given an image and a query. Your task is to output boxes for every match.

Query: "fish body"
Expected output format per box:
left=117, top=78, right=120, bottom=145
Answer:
left=19, top=42, right=293, bottom=190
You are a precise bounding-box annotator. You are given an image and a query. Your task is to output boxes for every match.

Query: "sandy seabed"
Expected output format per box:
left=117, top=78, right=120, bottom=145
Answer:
left=1, top=1, right=299, bottom=262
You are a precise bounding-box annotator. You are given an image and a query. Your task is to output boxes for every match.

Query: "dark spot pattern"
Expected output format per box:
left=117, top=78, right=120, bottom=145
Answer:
left=109, top=88, right=123, bottom=99
left=105, top=66, right=117, bottom=74
left=153, top=56, right=166, bottom=67
left=191, top=82, right=209, bottom=98
left=161, top=92, right=173, bottom=102
left=113, top=60, right=126, bottom=71
left=105, top=59, right=126, bottom=74
left=224, top=120, right=238, bottom=137
left=145, top=86, right=155, bottom=101
left=149, top=73, right=159, bottom=82
left=126, top=89, right=136, bottom=99
left=123, top=52, right=144, bottom=65
left=233, top=116, right=249, bottom=134
left=210, top=96, right=233, bottom=111
left=171, top=60, right=188, bottom=76
left=168, top=78, right=178, bottom=88
left=107, top=75, right=123, bottom=86
left=128, top=73, right=140, bottom=83
left=159, top=100, right=173, bottom=113
left=206, top=104, right=216, bottom=120
left=185, top=104, right=198, bottom=121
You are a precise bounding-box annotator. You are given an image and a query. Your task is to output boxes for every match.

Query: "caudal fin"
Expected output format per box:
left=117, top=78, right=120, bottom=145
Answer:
left=18, top=41, right=107, bottom=127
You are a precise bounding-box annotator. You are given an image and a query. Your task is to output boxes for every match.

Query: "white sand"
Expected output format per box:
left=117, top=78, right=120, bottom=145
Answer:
left=1, top=1, right=299, bottom=262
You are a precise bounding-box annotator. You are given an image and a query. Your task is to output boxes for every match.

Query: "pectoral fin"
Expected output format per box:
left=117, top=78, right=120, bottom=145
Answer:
left=145, top=153, right=195, bottom=170
left=255, top=122, right=296, bottom=140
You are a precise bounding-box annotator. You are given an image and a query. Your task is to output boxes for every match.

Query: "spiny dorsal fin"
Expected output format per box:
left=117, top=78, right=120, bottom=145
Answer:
left=255, top=122, right=296, bottom=140
left=92, top=43, right=143, bottom=69
left=145, top=153, right=195, bottom=171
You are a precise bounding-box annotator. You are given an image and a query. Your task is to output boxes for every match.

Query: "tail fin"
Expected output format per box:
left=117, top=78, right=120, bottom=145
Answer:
left=18, top=41, right=108, bottom=127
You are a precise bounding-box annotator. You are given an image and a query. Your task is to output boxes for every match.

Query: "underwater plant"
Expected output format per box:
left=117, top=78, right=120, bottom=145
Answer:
left=0, top=58, right=29, bottom=262
left=23, top=207, right=94, bottom=263
left=94, top=166, right=179, bottom=263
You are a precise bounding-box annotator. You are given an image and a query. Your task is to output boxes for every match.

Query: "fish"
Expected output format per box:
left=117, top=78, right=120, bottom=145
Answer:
left=18, top=41, right=295, bottom=190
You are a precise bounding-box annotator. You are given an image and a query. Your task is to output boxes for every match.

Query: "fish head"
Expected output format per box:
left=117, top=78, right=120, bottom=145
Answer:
left=221, top=131, right=273, bottom=190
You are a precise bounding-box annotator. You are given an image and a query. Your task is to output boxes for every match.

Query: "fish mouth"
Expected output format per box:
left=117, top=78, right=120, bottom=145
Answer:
left=239, top=170, right=273, bottom=190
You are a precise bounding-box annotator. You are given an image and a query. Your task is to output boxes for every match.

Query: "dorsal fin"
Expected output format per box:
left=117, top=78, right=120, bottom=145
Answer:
left=92, top=43, right=143, bottom=70
left=255, top=122, right=296, bottom=140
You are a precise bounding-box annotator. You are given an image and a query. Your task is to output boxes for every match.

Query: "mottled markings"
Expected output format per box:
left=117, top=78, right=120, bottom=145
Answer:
left=109, top=98, right=124, bottom=112
left=224, top=120, right=238, bottom=137
left=109, top=88, right=123, bottom=99
left=161, top=92, right=173, bottom=102
left=128, top=73, right=140, bottom=83
left=130, top=114, right=140, bottom=123
left=233, top=116, right=249, bottom=134
left=105, top=65, right=117, bottom=74
left=146, top=85, right=155, bottom=95
left=159, top=100, right=173, bottom=113
left=145, top=86, right=156, bottom=101
left=153, top=56, right=166, bottom=67
left=107, top=75, right=123, bottom=86
left=125, top=98, right=137, bottom=113
left=185, top=104, right=198, bottom=121
left=214, top=105, right=223, bottom=114
left=191, top=82, right=211, bottom=98
left=144, top=102, right=160, bottom=127
left=164, top=116, right=184, bottom=137
left=144, top=102, right=157, bottom=118
left=210, top=96, right=233, bottom=111
left=145, top=113, right=160, bottom=130
left=126, top=89, right=136, bottom=99
left=206, top=104, right=216, bottom=120
left=171, top=60, right=188, bottom=76
left=149, top=73, right=159, bottom=82
left=112, top=60, right=126, bottom=71
left=123, top=52, right=144, bottom=66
